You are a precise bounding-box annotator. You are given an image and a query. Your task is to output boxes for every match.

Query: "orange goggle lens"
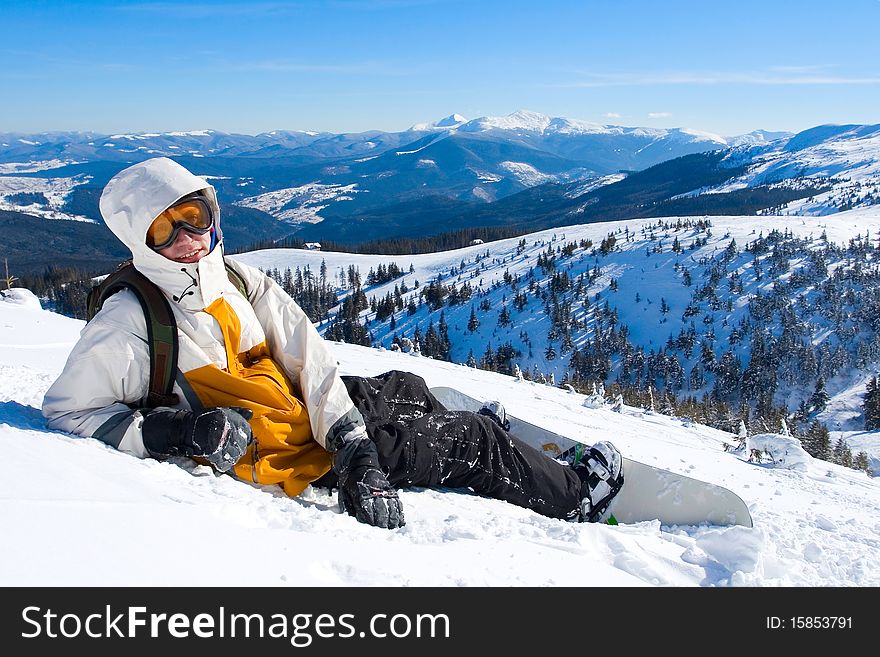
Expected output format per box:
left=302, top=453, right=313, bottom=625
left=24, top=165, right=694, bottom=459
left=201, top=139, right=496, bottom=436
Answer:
left=147, top=198, right=213, bottom=249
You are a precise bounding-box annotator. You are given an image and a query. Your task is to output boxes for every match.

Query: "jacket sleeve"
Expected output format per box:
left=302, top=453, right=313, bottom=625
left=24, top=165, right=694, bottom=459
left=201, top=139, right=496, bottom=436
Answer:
left=227, top=260, right=367, bottom=451
left=41, top=291, right=156, bottom=458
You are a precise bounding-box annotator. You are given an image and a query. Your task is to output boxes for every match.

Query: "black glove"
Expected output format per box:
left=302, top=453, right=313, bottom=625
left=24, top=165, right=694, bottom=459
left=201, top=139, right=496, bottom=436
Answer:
left=142, top=406, right=254, bottom=473
left=334, top=438, right=405, bottom=529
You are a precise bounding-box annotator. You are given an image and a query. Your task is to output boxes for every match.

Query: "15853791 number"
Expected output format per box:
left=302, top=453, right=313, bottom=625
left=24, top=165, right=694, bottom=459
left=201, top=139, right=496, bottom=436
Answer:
left=790, top=617, right=852, bottom=629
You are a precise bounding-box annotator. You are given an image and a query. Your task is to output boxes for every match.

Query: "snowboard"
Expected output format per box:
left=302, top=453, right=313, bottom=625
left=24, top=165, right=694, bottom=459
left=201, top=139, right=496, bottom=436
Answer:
left=429, top=386, right=753, bottom=528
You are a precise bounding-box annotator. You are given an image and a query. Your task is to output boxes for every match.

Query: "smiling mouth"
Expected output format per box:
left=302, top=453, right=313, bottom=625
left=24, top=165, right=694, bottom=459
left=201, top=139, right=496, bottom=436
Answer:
left=177, top=248, right=201, bottom=261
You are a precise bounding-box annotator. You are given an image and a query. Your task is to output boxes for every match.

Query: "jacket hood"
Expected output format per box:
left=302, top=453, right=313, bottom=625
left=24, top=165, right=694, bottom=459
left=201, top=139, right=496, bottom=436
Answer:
left=99, top=157, right=228, bottom=310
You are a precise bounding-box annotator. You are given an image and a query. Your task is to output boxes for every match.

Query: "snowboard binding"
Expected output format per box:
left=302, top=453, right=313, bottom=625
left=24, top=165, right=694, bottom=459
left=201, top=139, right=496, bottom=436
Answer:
left=572, top=441, right=624, bottom=523
left=477, top=399, right=511, bottom=432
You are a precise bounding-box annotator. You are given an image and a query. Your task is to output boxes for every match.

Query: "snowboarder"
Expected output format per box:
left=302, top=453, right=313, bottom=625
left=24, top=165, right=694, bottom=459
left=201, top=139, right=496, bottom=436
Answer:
left=41, top=157, right=623, bottom=529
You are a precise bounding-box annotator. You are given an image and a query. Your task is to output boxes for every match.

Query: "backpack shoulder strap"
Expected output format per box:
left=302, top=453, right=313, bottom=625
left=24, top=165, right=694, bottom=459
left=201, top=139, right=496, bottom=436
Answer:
left=224, top=258, right=250, bottom=300
left=87, top=261, right=180, bottom=408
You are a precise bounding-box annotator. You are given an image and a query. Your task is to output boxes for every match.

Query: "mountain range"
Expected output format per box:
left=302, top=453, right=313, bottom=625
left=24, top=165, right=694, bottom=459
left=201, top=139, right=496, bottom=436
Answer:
left=1, top=111, right=878, bottom=274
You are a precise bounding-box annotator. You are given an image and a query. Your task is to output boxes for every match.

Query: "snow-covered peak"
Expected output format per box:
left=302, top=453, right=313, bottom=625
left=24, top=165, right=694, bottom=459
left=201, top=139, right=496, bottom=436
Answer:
left=698, top=122, right=880, bottom=214
left=464, top=109, right=553, bottom=133
left=726, top=129, right=794, bottom=147
left=165, top=129, right=215, bottom=137
left=107, top=129, right=218, bottom=140
left=546, top=116, right=611, bottom=135
left=456, top=112, right=728, bottom=145
left=676, top=127, right=729, bottom=145
left=408, top=113, right=469, bottom=131
left=435, top=113, right=468, bottom=127
left=784, top=123, right=880, bottom=153
left=628, top=127, right=670, bottom=139
left=266, top=129, right=322, bottom=137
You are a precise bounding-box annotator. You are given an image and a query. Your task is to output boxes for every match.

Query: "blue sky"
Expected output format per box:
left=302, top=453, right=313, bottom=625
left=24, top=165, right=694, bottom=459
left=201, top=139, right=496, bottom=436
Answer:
left=2, top=0, right=879, bottom=136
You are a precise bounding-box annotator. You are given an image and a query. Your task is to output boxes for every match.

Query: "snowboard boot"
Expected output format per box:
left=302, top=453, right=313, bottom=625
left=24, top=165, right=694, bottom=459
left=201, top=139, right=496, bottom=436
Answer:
left=477, top=399, right=511, bottom=431
left=573, top=440, right=624, bottom=523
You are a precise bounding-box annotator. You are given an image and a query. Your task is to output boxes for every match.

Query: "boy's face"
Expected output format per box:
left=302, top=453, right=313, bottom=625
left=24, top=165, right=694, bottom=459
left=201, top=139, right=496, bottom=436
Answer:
left=146, top=194, right=215, bottom=263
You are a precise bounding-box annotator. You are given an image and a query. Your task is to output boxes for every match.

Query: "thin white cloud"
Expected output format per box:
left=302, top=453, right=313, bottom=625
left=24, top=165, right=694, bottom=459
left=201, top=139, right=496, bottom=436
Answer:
left=605, top=112, right=621, bottom=119
left=230, top=59, right=411, bottom=76
left=120, top=0, right=459, bottom=15
left=118, top=2, right=300, bottom=17
left=550, top=68, right=880, bottom=88
left=647, top=112, right=672, bottom=119
left=768, top=65, right=827, bottom=74
left=329, top=0, right=463, bottom=8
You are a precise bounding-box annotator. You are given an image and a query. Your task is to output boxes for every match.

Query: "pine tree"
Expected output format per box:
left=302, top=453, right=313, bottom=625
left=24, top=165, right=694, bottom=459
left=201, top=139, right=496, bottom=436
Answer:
left=438, top=312, right=450, bottom=361
left=803, top=420, right=831, bottom=460
left=423, top=321, right=439, bottom=359
left=853, top=451, right=871, bottom=475
left=497, top=304, right=511, bottom=328
left=467, top=305, right=479, bottom=332
left=833, top=437, right=853, bottom=467
left=863, top=376, right=880, bottom=430
left=736, top=420, right=749, bottom=453
left=808, top=376, right=830, bottom=413
left=481, top=343, right=495, bottom=371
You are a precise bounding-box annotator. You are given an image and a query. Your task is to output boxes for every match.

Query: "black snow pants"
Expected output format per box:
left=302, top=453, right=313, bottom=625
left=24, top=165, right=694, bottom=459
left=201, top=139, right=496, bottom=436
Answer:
left=324, top=370, right=583, bottom=521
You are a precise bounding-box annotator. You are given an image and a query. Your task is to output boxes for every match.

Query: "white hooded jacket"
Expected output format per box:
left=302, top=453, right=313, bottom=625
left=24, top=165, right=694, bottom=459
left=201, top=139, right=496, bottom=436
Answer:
left=42, top=158, right=365, bottom=483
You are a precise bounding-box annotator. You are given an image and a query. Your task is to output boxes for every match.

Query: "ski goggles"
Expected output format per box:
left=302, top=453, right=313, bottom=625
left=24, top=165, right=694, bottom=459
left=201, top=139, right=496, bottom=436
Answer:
left=146, top=196, right=214, bottom=250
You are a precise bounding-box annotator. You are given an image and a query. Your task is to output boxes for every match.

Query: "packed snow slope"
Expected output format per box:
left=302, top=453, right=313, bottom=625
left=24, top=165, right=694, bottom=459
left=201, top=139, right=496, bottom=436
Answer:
left=1, top=288, right=878, bottom=587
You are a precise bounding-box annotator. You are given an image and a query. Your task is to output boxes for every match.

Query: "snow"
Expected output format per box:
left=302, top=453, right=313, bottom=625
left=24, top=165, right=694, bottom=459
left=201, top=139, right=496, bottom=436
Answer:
left=0, top=159, right=81, bottom=174
left=408, top=114, right=469, bottom=131
left=471, top=186, right=494, bottom=202
left=498, top=160, right=554, bottom=186
left=691, top=125, right=880, bottom=214
left=748, top=433, right=812, bottom=471
left=547, top=116, right=610, bottom=135
left=469, top=168, right=502, bottom=183
left=3, top=241, right=880, bottom=587
left=678, top=127, right=729, bottom=144
left=467, top=109, right=553, bottom=133
left=0, top=173, right=96, bottom=222
left=235, top=183, right=362, bottom=224
left=167, top=130, right=214, bottom=137
left=0, top=288, right=42, bottom=309
left=236, top=209, right=880, bottom=443
left=726, top=129, right=794, bottom=147
left=564, top=173, right=627, bottom=198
